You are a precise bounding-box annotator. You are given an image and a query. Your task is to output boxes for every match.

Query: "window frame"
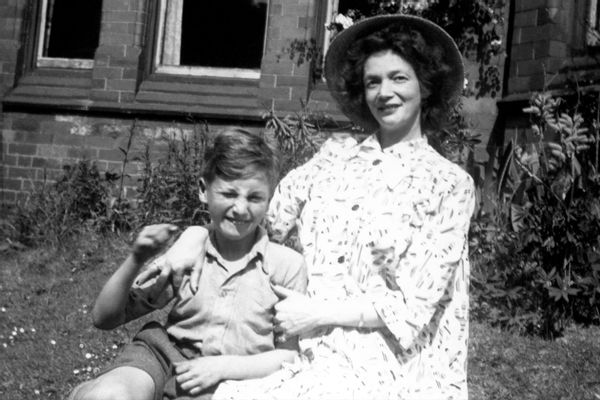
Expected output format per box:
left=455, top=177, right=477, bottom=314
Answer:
left=35, top=0, right=99, bottom=69
left=152, top=0, right=270, bottom=80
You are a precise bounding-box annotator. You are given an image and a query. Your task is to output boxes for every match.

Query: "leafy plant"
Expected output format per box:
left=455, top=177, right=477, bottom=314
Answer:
left=470, top=89, right=600, bottom=338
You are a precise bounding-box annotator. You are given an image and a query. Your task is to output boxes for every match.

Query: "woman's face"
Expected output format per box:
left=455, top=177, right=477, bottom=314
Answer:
left=363, top=50, right=423, bottom=145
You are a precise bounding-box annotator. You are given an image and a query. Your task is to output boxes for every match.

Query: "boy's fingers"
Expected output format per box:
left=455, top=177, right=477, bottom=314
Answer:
left=271, top=284, right=296, bottom=299
left=155, top=264, right=172, bottom=290
left=190, top=253, right=205, bottom=294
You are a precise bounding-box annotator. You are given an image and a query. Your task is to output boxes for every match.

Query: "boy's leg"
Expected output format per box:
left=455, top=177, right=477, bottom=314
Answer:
left=68, top=366, right=154, bottom=400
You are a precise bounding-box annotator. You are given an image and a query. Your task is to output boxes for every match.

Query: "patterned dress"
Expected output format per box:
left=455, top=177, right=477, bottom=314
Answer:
left=214, top=133, right=476, bottom=400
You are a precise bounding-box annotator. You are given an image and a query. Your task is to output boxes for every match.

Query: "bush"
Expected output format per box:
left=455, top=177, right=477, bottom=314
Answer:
left=470, top=90, right=600, bottom=338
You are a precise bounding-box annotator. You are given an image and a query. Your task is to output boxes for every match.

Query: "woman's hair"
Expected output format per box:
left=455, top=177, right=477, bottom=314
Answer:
left=202, top=127, right=280, bottom=189
left=340, top=24, right=456, bottom=134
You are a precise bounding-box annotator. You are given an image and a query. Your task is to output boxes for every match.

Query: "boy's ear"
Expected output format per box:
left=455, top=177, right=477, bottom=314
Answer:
left=198, top=178, right=208, bottom=203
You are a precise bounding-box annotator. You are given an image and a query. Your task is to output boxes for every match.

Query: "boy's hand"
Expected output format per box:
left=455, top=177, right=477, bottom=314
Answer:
left=164, top=226, right=209, bottom=292
left=174, top=356, right=227, bottom=395
left=132, top=224, right=179, bottom=264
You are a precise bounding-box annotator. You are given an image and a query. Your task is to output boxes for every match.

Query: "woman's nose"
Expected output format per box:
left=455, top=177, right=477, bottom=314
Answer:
left=378, top=79, right=393, bottom=98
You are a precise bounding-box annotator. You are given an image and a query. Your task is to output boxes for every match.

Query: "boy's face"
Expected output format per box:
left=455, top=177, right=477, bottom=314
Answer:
left=201, top=170, right=271, bottom=253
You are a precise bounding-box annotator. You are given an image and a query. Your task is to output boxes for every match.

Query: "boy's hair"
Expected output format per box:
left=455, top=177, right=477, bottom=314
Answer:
left=202, top=127, right=280, bottom=188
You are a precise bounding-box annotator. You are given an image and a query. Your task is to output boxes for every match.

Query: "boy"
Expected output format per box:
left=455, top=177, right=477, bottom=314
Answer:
left=69, top=128, right=308, bottom=400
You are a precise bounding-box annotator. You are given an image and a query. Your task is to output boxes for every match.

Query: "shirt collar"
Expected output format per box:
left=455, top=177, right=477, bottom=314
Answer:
left=205, top=226, right=269, bottom=270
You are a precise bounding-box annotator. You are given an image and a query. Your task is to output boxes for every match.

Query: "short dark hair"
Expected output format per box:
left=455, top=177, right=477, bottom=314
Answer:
left=340, top=24, right=456, bottom=134
left=202, top=127, right=280, bottom=190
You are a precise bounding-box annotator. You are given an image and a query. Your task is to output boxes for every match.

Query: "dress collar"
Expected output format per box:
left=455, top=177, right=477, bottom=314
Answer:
left=349, top=134, right=429, bottom=159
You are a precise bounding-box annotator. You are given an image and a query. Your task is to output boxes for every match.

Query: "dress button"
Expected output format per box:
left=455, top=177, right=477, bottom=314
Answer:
left=372, top=159, right=382, bottom=166
left=219, top=289, right=227, bottom=297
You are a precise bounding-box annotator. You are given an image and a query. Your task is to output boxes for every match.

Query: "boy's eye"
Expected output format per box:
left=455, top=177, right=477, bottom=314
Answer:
left=222, top=192, right=238, bottom=198
left=249, top=195, right=265, bottom=202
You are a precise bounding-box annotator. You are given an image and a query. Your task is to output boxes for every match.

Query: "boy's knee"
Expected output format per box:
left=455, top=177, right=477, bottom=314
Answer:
left=69, top=379, right=136, bottom=400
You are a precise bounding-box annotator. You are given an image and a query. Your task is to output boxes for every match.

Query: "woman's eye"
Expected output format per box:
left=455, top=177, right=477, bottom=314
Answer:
left=364, top=80, right=378, bottom=89
left=393, top=75, right=407, bottom=82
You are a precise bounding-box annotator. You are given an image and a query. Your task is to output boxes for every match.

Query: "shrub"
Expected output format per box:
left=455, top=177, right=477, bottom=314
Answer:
left=470, top=90, right=600, bottom=338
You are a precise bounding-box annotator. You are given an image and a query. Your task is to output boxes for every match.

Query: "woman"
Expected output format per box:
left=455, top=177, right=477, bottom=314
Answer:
left=180, top=14, right=474, bottom=399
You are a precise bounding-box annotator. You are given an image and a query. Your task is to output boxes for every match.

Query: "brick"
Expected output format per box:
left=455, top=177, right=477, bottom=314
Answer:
left=94, top=67, right=124, bottom=79
left=277, top=74, right=308, bottom=87
left=53, top=133, right=85, bottom=146
left=516, top=0, right=545, bottom=12
left=8, top=143, right=36, bottom=155
left=104, top=0, right=129, bottom=12
left=122, top=68, right=138, bottom=80
left=260, top=86, right=291, bottom=100
left=508, top=76, right=532, bottom=93
left=67, top=147, right=98, bottom=159
left=36, top=168, right=63, bottom=181
left=17, top=155, right=32, bottom=167
left=107, top=79, right=136, bottom=91
left=2, top=129, right=16, bottom=142
left=9, top=166, right=35, bottom=179
left=548, top=40, right=567, bottom=57
left=513, top=10, right=537, bottom=28
left=1, top=190, right=17, bottom=203
left=517, top=59, right=544, bottom=76
left=91, top=89, right=120, bottom=102
left=13, top=118, right=40, bottom=132
left=270, top=4, right=283, bottom=16
left=40, top=121, right=74, bottom=137
left=103, top=10, right=139, bottom=23
left=96, top=44, right=127, bottom=58
left=119, top=91, right=136, bottom=102
left=512, top=43, right=534, bottom=61
left=83, top=135, right=116, bottom=149
left=32, top=157, right=62, bottom=169
left=102, top=32, right=134, bottom=46
left=103, top=22, right=137, bottom=35
left=93, top=78, right=107, bottom=89
left=37, top=145, right=68, bottom=158
left=2, top=178, right=21, bottom=191
left=98, top=148, right=126, bottom=162
left=3, top=154, right=17, bottom=165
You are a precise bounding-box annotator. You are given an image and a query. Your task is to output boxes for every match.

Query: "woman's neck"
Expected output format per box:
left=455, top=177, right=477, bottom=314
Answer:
left=377, top=122, right=423, bottom=149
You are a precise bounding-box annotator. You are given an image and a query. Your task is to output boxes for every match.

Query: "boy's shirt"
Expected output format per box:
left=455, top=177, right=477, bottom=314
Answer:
left=126, top=227, right=307, bottom=357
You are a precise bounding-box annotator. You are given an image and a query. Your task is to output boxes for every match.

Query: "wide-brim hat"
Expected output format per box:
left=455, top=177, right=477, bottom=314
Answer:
left=324, top=14, right=464, bottom=131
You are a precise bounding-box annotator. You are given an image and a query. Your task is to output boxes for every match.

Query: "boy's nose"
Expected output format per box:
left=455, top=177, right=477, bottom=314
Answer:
left=232, top=198, right=249, bottom=215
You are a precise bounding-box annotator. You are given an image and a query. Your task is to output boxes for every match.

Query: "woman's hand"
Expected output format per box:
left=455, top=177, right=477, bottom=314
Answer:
left=272, top=285, right=322, bottom=338
left=174, top=356, right=226, bottom=395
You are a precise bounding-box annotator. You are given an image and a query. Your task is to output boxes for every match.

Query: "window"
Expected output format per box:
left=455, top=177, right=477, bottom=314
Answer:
left=588, top=0, right=600, bottom=46
left=155, top=0, right=269, bottom=79
left=36, top=0, right=103, bottom=68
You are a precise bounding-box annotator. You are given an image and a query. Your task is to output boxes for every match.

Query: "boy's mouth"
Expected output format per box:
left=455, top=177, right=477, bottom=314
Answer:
left=226, top=217, right=252, bottom=226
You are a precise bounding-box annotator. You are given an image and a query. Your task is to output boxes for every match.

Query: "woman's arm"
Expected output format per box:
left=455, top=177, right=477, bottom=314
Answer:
left=92, top=224, right=177, bottom=330
left=174, top=349, right=297, bottom=395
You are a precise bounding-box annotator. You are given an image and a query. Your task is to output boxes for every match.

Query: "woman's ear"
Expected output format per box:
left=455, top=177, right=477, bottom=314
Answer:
left=198, top=178, right=208, bottom=203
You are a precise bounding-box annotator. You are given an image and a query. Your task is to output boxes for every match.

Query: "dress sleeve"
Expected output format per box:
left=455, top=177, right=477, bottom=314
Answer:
left=267, top=133, right=358, bottom=243
left=370, top=173, right=476, bottom=350
left=124, top=256, right=176, bottom=323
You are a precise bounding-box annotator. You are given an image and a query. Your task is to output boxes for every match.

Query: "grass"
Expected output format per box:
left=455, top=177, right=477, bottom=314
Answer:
left=1, top=231, right=599, bottom=400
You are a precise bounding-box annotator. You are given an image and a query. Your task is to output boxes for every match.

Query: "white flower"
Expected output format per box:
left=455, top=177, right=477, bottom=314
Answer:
left=73, top=369, right=80, bottom=375
left=85, top=353, right=92, bottom=359
left=19, top=328, right=25, bottom=334
left=31, top=328, right=36, bottom=333
left=111, top=344, right=118, bottom=350
left=50, top=340, right=56, bottom=345
left=464, top=78, right=469, bottom=89
left=1, top=307, right=6, bottom=312
left=333, top=13, right=353, bottom=29
left=2, top=343, right=7, bottom=348
left=491, top=39, right=502, bottom=47
left=34, top=389, right=40, bottom=395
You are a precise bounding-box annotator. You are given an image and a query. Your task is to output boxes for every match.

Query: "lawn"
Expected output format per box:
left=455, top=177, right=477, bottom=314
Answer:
left=1, top=232, right=599, bottom=400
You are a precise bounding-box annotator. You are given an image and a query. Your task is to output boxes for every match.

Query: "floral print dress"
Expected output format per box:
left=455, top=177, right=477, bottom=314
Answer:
left=213, top=133, right=476, bottom=400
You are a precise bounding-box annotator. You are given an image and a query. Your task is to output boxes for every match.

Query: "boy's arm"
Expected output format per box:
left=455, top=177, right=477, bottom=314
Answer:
left=92, top=224, right=178, bottom=330
left=174, top=349, right=297, bottom=395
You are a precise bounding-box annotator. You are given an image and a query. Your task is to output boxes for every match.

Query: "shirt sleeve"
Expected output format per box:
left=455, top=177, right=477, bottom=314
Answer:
left=370, top=173, right=476, bottom=350
left=267, top=133, right=358, bottom=243
left=124, top=256, right=176, bottom=323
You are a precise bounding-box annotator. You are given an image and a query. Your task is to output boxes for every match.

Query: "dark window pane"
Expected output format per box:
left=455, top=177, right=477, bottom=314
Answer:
left=179, top=0, right=267, bottom=69
left=45, top=0, right=103, bottom=59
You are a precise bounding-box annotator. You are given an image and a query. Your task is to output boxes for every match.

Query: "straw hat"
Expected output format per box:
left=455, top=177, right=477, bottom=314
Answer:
left=324, top=14, right=464, bottom=131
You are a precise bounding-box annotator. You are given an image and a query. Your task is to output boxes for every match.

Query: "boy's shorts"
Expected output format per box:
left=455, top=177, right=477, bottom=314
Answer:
left=101, top=321, right=216, bottom=400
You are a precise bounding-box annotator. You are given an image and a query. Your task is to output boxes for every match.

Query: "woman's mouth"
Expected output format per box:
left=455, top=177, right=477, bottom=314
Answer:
left=377, top=104, right=400, bottom=113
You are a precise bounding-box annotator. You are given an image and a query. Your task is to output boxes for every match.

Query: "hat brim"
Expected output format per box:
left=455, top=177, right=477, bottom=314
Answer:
left=324, top=14, right=464, bottom=131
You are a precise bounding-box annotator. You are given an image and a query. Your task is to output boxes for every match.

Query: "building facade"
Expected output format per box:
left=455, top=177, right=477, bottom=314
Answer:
left=1, top=0, right=599, bottom=203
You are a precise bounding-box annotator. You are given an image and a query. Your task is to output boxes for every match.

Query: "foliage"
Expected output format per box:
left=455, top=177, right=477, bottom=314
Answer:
left=284, top=0, right=505, bottom=98
left=135, top=122, right=210, bottom=227
left=470, top=90, right=600, bottom=338
left=9, top=161, right=124, bottom=247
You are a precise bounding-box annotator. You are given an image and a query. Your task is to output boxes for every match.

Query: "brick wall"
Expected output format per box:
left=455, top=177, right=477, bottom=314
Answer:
left=1, top=111, right=261, bottom=203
